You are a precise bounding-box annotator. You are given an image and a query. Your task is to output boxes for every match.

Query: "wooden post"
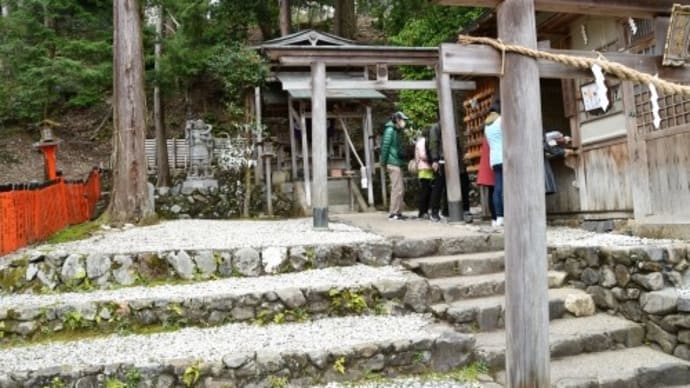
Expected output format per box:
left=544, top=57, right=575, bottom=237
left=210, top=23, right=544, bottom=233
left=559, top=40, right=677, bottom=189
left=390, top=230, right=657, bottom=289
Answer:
left=498, top=0, right=550, bottom=386
left=623, top=81, right=652, bottom=219
left=311, top=61, right=328, bottom=228
left=437, top=69, right=463, bottom=222
left=288, top=97, right=298, bottom=181
left=255, top=86, right=264, bottom=186
left=265, top=154, right=273, bottom=215
left=299, top=102, right=312, bottom=207
left=153, top=4, right=170, bottom=188
left=363, top=107, right=374, bottom=207
left=344, top=120, right=351, bottom=170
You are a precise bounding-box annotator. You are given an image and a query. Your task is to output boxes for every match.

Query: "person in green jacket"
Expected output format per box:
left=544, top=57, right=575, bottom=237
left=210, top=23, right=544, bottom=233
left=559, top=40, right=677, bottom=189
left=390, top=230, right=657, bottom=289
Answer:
left=380, top=111, right=409, bottom=220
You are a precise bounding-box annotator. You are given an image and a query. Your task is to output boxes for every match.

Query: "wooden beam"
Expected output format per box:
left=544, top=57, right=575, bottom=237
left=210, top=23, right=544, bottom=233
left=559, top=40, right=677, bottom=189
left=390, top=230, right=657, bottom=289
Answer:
left=281, top=79, right=476, bottom=91
left=498, top=0, right=550, bottom=386
left=440, top=43, right=690, bottom=81
left=433, top=0, right=676, bottom=18
left=436, top=69, right=463, bottom=222
left=311, top=61, right=328, bottom=229
left=279, top=56, right=435, bottom=66
left=268, top=46, right=439, bottom=66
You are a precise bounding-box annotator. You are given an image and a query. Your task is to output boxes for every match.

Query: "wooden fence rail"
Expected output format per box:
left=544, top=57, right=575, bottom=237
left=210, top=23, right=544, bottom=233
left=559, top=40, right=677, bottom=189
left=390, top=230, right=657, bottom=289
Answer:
left=0, top=168, right=101, bottom=256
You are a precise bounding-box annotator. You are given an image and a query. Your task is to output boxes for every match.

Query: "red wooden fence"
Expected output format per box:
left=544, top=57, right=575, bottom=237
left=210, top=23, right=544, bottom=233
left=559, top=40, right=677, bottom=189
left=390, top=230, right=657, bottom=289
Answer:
left=0, top=168, right=101, bottom=256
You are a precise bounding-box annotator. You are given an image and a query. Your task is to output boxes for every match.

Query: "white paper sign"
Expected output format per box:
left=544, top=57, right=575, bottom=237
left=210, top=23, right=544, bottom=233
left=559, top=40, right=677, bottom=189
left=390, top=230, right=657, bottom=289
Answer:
left=649, top=81, right=662, bottom=129
left=591, top=64, right=609, bottom=111
left=628, top=17, right=638, bottom=35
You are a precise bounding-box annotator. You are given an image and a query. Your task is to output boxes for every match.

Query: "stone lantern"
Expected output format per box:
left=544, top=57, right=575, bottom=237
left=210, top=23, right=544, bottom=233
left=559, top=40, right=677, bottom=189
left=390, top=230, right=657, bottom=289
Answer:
left=32, top=123, right=62, bottom=181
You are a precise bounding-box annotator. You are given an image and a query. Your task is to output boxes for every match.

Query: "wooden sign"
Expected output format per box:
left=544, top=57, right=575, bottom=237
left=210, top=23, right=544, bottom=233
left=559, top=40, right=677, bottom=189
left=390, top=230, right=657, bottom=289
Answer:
left=663, top=4, right=690, bottom=67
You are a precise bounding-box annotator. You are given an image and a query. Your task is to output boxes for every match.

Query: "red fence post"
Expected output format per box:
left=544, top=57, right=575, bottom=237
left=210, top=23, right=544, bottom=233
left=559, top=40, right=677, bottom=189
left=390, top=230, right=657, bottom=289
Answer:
left=1, top=170, right=102, bottom=257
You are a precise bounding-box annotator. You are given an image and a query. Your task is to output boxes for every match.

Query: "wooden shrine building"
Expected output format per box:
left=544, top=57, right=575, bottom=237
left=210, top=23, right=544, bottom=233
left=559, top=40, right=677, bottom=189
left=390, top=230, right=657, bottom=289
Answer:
left=256, top=30, right=475, bottom=226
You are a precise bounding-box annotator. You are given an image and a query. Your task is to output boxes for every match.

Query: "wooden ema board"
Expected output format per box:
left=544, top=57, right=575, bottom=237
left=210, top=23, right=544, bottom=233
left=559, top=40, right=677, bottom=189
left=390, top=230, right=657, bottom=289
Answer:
left=462, top=80, right=498, bottom=174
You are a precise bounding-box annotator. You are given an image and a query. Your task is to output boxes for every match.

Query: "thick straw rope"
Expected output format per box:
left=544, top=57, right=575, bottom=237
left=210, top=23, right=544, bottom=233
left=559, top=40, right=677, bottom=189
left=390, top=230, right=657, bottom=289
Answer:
left=458, top=35, right=690, bottom=98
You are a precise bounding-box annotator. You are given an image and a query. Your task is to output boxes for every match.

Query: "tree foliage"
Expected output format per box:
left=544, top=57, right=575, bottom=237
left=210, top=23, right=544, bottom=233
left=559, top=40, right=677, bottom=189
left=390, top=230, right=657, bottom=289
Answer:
left=385, top=2, right=482, bottom=129
left=0, top=0, right=112, bottom=124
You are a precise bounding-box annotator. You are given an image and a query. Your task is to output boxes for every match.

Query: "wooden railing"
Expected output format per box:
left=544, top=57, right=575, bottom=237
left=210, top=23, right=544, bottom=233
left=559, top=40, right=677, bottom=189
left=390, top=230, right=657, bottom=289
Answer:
left=0, top=168, right=101, bottom=256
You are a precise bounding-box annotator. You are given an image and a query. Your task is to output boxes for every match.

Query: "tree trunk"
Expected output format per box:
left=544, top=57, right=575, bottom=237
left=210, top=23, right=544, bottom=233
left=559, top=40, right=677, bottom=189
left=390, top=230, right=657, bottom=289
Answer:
left=334, top=0, right=356, bottom=39
left=154, top=4, right=170, bottom=187
left=279, top=0, right=291, bottom=36
left=2, top=1, right=9, bottom=17
left=108, top=0, right=153, bottom=223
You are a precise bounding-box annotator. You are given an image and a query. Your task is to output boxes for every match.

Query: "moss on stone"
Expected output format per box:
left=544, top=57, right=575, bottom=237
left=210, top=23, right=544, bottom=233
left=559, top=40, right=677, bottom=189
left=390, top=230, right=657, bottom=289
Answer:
left=0, top=266, right=25, bottom=292
left=46, top=220, right=102, bottom=244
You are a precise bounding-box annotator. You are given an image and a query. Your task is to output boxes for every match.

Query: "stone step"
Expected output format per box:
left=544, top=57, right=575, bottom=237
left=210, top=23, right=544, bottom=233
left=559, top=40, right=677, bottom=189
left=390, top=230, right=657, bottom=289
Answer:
left=432, top=287, right=589, bottom=332
left=428, top=270, right=567, bottom=304
left=541, top=346, right=690, bottom=387
left=1, top=219, right=393, bottom=294
left=475, top=314, right=644, bottom=370
left=0, top=314, right=475, bottom=388
left=402, top=251, right=505, bottom=279
left=0, top=265, right=429, bottom=343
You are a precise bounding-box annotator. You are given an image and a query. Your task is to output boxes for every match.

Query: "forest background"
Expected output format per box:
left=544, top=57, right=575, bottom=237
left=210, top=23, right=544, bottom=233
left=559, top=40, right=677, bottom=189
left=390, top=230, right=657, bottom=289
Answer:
left=0, top=0, right=479, bottom=185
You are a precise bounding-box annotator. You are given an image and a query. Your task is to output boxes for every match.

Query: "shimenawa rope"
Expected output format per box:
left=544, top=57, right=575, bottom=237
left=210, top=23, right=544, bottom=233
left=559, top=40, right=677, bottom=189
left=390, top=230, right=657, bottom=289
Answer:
left=458, top=35, right=690, bottom=98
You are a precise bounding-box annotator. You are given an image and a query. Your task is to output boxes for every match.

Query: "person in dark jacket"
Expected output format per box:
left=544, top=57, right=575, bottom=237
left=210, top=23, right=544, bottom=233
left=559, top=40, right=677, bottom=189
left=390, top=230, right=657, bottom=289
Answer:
left=427, top=122, right=473, bottom=223
left=380, top=111, right=409, bottom=220
left=543, top=131, right=575, bottom=195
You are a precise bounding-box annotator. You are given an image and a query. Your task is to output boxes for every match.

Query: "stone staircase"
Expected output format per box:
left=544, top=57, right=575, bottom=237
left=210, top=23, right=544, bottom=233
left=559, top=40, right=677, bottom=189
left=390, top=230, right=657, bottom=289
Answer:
left=1, top=218, right=689, bottom=388
left=0, top=225, right=476, bottom=387
left=401, top=247, right=690, bottom=387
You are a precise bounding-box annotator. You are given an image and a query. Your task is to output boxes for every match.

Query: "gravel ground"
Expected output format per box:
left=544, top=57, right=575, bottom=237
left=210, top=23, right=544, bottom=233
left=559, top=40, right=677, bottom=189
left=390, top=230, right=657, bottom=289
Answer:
left=47, top=219, right=384, bottom=255
left=0, top=265, right=410, bottom=311
left=319, top=378, right=485, bottom=388
left=467, top=223, right=683, bottom=247
left=0, top=314, right=436, bottom=374
left=545, top=227, right=682, bottom=247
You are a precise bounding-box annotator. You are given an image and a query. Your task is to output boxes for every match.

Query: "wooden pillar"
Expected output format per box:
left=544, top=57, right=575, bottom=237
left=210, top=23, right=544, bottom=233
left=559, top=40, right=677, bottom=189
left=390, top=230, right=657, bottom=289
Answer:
left=299, top=102, right=311, bottom=207
left=254, top=86, right=263, bottom=185
left=498, top=0, right=550, bottom=386
left=311, top=61, right=328, bottom=228
left=344, top=120, right=351, bottom=170
left=288, top=97, right=298, bottom=181
left=363, top=107, right=374, bottom=207
left=623, top=81, right=651, bottom=219
left=265, top=154, right=273, bottom=215
left=437, top=69, right=463, bottom=222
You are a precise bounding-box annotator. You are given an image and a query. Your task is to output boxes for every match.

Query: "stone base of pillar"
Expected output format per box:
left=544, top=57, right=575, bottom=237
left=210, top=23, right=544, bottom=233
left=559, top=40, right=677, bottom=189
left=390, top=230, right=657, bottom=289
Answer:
left=447, top=201, right=462, bottom=223
left=313, top=207, right=329, bottom=229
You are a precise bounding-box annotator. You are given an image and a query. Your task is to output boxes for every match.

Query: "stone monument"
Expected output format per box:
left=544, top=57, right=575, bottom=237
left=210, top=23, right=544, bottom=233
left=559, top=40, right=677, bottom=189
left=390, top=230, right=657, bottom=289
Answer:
left=182, top=119, right=218, bottom=194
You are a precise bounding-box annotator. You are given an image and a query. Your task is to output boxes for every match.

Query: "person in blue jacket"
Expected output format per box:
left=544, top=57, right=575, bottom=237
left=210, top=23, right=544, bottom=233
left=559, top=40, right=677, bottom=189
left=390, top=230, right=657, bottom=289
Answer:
left=484, top=100, right=503, bottom=227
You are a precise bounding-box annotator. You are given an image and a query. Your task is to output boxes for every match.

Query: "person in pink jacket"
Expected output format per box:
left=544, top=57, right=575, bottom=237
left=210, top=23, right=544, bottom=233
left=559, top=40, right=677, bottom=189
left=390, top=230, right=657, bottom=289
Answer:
left=477, top=136, right=497, bottom=225
left=415, top=127, right=434, bottom=219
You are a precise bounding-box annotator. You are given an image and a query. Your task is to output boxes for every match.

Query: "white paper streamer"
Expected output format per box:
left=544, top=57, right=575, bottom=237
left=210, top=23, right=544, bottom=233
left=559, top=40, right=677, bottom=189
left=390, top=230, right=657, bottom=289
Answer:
left=628, top=17, right=638, bottom=35
left=591, top=64, right=609, bottom=111
left=581, top=24, right=588, bottom=46
left=649, top=80, right=661, bottom=129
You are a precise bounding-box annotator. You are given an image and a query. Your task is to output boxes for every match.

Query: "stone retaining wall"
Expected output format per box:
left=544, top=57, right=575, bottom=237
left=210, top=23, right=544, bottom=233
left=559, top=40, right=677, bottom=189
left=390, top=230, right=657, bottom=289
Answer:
left=0, top=274, right=431, bottom=343
left=551, top=243, right=690, bottom=360
left=0, top=242, right=393, bottom=294
left=0, top=332, right=475, bottom=388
